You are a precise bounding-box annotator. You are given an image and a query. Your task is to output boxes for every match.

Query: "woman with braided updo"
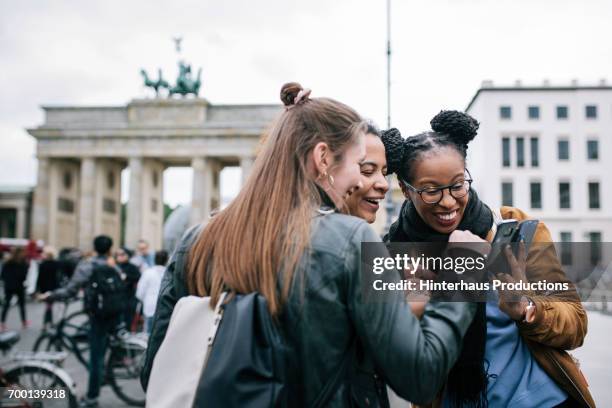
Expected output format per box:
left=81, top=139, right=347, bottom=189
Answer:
left=382, top=111, right=593, bottom=407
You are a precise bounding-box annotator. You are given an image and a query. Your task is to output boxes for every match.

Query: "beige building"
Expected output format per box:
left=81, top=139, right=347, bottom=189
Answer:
left=27, top=98, right=280, bottom=251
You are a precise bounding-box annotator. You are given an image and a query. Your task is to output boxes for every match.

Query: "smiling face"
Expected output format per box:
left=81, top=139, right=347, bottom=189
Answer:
left=346, top=133, right=389, bottom=223
left=401, top=146, right=469, bottom=234
left=326, top=133, right=367, bottom=207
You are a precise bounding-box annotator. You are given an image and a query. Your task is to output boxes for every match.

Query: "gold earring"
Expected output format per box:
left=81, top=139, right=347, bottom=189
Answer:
left=327, top=173, right=335, bottom=186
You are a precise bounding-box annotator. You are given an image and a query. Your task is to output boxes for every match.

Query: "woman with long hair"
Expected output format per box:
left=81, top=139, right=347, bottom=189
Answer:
left=382, top=111, right=594, bottom=407
left=141, top=83, right=476, bottom=406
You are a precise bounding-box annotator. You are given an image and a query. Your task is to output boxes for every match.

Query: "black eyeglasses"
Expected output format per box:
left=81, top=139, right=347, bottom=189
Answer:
left=402, top=170, right=473, bottom=205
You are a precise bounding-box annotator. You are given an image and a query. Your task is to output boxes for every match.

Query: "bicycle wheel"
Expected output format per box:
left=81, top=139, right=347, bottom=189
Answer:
left=62, top=311, right=91, bottom=368
left=106, top=337, right=147, bottom=406
left=2, top=363, right=77, bottom=407
left=33, top=333, right=63, bottom=352
left=62, top=311, right=89, bottom=341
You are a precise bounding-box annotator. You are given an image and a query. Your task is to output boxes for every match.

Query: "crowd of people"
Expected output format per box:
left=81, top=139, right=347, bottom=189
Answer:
left=0, top=237, right=167, bottom=407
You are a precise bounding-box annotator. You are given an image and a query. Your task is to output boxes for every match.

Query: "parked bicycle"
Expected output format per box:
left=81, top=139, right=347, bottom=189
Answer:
left=0, top=330, right=78, bottom=407
left=34, top=301, right=90, bottom=368
left=33, top=300, right=148, bottom=406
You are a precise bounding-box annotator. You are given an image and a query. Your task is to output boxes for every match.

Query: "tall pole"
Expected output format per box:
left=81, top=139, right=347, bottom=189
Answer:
left=386, top=0, right=391, bottom=128
left=384, top=0, right=395, bottom=235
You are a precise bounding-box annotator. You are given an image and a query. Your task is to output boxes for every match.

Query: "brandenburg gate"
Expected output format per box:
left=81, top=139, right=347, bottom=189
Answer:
left=27, top=98, right=280, bottom=250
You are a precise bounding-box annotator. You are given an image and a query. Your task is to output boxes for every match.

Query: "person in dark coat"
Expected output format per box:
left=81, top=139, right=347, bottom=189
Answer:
left=36, top=246, right=62, bottom=329
left=1, top=247, right=29, bottom=330
left=115, top=247, right=141, bottom=331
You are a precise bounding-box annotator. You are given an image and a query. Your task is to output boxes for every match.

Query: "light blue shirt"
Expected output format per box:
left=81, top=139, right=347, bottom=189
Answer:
left=484, top=297, right=567, bottom=407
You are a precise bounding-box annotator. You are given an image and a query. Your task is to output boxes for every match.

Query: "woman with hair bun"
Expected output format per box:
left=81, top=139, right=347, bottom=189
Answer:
left=142, top=84, right=476, bottom=407
left=382, top=111, right=593, bottom=407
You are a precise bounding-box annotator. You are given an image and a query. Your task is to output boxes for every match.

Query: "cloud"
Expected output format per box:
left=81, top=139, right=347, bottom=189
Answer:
left=1, top=0, right=611, bottom=204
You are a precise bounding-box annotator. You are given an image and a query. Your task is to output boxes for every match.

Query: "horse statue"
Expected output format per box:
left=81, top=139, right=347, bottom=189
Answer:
left=140, top=68, right=170, bottom=97
left=168, top=61, right=203, bottom=97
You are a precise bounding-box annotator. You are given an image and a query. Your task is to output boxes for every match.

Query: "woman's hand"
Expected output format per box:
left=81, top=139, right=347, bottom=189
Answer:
left=404, top=263, right=435, bottom=319
left=448, top=230, right=491, bottom=257
left=449, top=229, right=486, bottom=243
left=496, top=242, right=534, bottom=321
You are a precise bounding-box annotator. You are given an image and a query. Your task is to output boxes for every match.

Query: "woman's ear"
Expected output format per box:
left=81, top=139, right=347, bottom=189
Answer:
left=312, top=142, right=331, bottom=177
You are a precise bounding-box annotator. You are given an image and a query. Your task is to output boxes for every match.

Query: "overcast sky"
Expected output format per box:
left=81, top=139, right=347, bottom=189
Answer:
left=1, top=0, right=611, bottom=206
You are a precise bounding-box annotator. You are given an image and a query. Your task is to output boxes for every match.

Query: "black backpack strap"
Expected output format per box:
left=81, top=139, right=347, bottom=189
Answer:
left=311, top=339, right=356, bottom=408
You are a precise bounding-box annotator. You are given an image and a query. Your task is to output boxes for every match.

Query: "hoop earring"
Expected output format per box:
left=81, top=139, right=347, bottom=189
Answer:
left=327, top=173, right=335, bottom=186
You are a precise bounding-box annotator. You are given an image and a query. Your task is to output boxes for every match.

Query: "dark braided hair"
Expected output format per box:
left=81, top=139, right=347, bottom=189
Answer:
left=382, top=110, right=479, bottom=183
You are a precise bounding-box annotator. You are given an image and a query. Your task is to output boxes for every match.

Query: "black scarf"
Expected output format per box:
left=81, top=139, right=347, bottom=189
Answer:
left=385, top=189, right=492, bottom=408
left=385, top=189, right=492, bottom=244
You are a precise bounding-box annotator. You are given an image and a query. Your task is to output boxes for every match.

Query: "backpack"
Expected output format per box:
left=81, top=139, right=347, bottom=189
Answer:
left=85, top=263, right=126, bottom=318
left=147, top=291, right=352, bottom=408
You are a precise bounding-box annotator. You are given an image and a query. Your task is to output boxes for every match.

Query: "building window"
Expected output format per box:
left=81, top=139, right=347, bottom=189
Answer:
left=560, top=231, right=573, bottom=265
left=528, top=106, right=540, bottom=119
left=585, top=105, right=597, bottom=119
left=502, top=182, right=513, bottom=206
left=151, top=198, right=158, bottom=213
left=530, top=137, right=539, bottom=167
left=530, top=182, right=542, bottom=209
left=557, top=139, right=569, bottom=161
left=502, top=137, right=511, bottom=167
left=587, top=140, right=599, bottom=160
left=106, top=171, right=115, bottom=189
left=516, top=137, right=525, bottom=167
left=559, top=182, right=571, bottom=209
left=103, top=198, right=116, bottom=214
left=57, top=197, right=75, bottom=213
left=556, top=105, right=568, bottom=119
left=62, top=171, right=73, bottom=190
left=500, top=106, right=512, bottom=119
left=588, top=182, right=600, bottom=209
left=589, top=231, right=602, bottom=266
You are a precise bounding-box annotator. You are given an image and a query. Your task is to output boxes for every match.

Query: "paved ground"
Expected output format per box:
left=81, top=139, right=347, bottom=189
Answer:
left=2, top=300, right=611, bottom=407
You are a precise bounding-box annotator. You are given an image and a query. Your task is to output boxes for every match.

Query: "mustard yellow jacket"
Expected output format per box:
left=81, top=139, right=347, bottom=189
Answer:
left=419, top=206, right=594, bottom=408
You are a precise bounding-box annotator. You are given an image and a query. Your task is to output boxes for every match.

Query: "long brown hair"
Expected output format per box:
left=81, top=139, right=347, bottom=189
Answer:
left=187, top=82, right=365, bottom=316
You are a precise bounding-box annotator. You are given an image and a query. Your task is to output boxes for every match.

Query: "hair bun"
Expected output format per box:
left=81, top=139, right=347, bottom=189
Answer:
left=430, top=110, right=479, bottom=146
left=381, top=128, right=405, bottom=175
left=280, top=82, right=303, bottom=107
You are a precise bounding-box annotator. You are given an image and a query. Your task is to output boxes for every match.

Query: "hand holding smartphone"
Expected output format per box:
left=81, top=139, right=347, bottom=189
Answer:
left=487, top=219, right=538, bottom=273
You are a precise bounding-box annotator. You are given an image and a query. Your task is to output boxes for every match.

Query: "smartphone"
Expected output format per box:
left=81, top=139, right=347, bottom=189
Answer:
left=514, top=219, right=538, bottom=254
left=487, top=219, right=518, bottom=268
left=488, top=219, right=539, bottom=274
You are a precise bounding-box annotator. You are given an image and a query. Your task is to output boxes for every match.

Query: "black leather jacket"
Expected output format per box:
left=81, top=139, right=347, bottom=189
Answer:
left=141, top=209, right=476, bottom=407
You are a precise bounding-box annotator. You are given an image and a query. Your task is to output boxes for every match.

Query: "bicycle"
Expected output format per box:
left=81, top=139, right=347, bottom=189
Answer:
left=0, top=330, right=78, bottom=407
left=33, top=300, right=90, bottom=368
left=33, top=300, right=147, bottom=406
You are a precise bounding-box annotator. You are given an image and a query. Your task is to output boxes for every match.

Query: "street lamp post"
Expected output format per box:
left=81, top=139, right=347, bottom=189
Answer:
left=384, top=0, right=395, bottom=235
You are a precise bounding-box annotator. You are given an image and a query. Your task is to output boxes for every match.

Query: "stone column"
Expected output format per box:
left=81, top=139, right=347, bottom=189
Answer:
left=240, top=156, right=255, bottom=185
left=191, top=157, right=213, bottom=227
left=125, top=157, right=143, bottom=249
left=31, top=157, right=50, bottom=242
left=16, top=204, right=27, bottom=239
left=93, top=160, right=123, bottom=248
left=78, top=157, right=97, bottom=250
